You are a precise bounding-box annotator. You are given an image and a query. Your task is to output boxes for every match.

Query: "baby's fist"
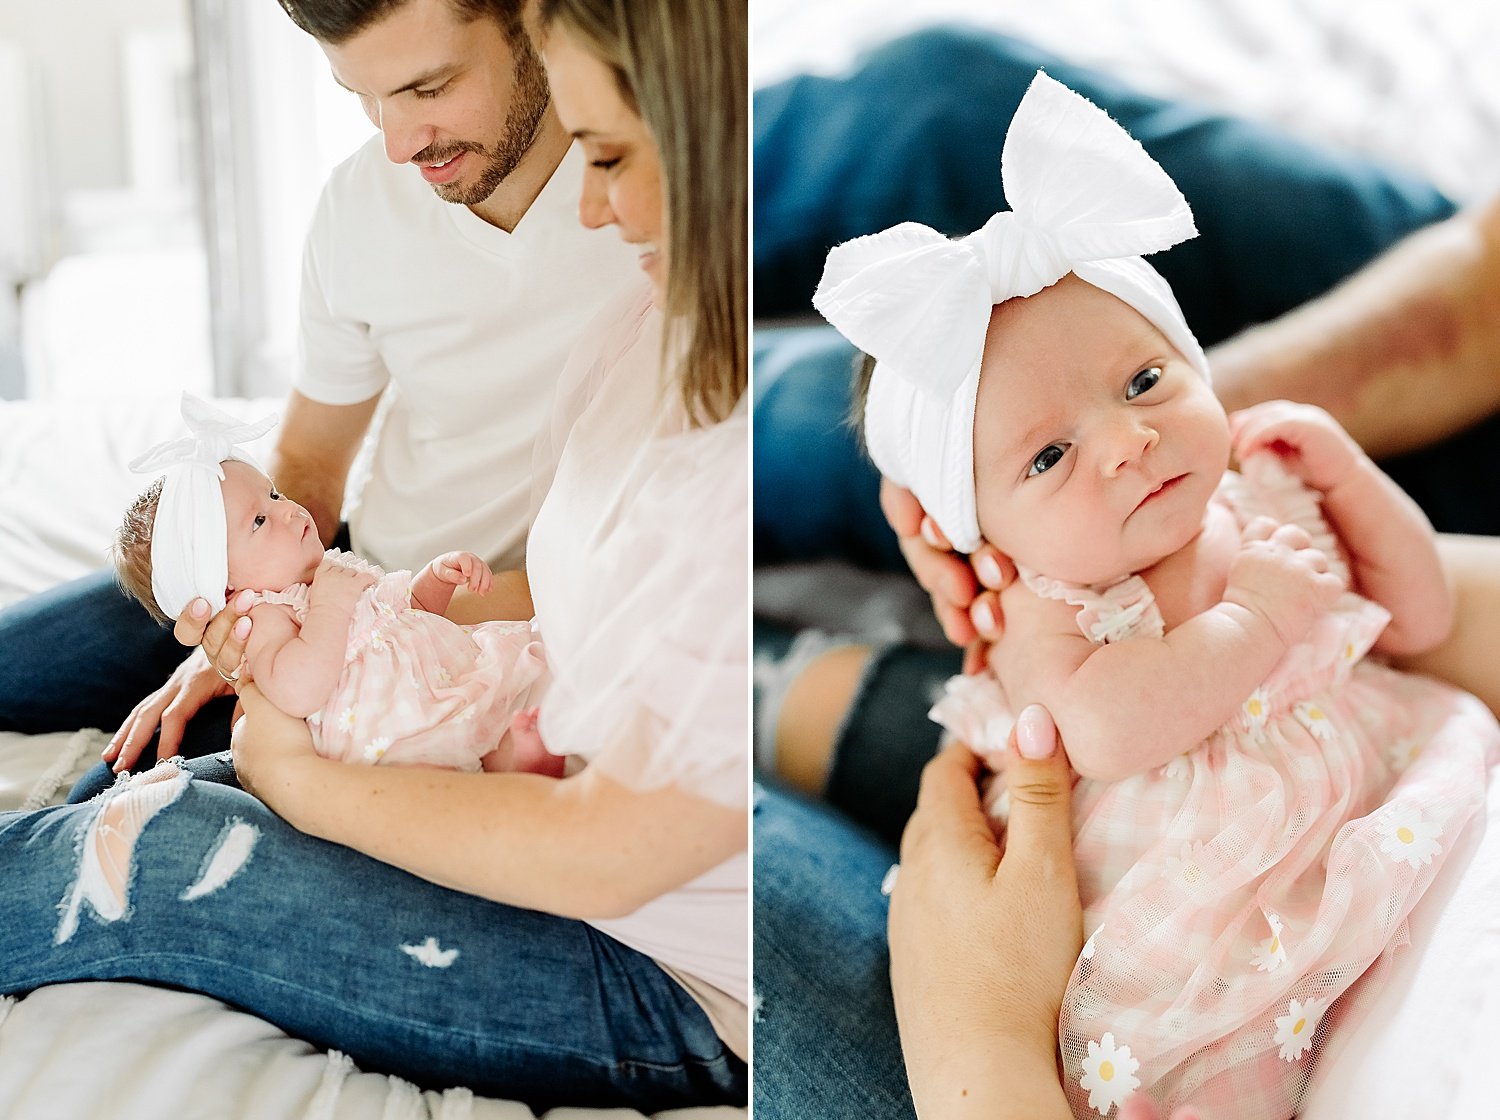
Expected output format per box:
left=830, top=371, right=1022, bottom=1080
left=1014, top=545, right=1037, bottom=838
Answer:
left=1225, top=517, right=1345, bottom=649
left=309, top=555, right=377, bottom=610
left=1229, top=401, right=1365, bottom=493
left=432, top=551, right=493, bottom=595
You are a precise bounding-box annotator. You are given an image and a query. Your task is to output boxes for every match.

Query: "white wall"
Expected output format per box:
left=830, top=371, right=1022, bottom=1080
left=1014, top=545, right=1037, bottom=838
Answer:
left=0, top=0, right=188, bottom=199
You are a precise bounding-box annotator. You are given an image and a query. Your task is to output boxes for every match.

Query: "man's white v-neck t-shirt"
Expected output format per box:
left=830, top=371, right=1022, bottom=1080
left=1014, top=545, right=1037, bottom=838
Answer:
left=296, top=136, right=641, bottom=572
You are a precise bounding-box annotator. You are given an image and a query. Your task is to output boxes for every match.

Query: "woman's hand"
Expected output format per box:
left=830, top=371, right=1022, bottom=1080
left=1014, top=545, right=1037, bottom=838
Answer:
left=888, top=706, right=1082, bottom=1120
left=881, top=479, right=1013, bottom=671
left=103, top=594, right=255, bottom=772
left=176, top=592, right=321, bottom=805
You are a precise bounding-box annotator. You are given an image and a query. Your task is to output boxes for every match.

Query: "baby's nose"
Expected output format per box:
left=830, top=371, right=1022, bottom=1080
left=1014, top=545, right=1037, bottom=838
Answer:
left=1102, top=421, right=1159, bottom=476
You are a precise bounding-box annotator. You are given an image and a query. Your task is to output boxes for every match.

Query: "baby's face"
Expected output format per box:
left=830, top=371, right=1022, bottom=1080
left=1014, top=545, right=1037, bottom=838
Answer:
left=220, top=461, right=324, bottom=595
left=972, top=275, right=1230, bottom=585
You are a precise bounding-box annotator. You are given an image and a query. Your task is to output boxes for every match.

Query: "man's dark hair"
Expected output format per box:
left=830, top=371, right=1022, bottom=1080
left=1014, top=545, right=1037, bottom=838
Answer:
left=277, top=0, right=525, bottom=44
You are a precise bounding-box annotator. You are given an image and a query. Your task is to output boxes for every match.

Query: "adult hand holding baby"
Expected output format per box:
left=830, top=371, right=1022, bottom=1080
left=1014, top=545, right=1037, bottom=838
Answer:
left=888, top=705, right=1081, bottom=1120
left=880, top=479, right=1012, bottom=671
left=103, top=594, right=254, bottom=773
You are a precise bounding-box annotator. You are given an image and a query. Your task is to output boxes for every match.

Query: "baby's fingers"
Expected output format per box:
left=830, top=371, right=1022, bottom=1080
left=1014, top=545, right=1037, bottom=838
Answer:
left=1270, top=523, right=1312, bottom=551
left=1240, top=516, right=1279, bottom=543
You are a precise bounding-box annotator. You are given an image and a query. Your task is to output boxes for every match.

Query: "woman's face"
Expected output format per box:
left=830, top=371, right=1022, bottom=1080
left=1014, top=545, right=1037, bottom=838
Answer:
left=542, top=25, right=667, bottom=301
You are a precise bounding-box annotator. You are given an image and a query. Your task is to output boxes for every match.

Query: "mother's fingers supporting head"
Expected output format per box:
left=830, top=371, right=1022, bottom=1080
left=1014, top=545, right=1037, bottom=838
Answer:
left=195, top=592, right=255, bottom=678
left=172, top=597, right=213, bottom=647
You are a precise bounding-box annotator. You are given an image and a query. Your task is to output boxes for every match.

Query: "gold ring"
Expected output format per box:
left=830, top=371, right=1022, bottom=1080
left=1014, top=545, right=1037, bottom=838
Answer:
left=216, top=666, right=240, bottom=685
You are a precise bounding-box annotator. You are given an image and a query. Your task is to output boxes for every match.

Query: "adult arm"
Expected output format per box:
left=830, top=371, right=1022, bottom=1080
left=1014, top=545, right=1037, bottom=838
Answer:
left=888, top=709, right=1079, bottom=1120
left=1210, top=195, right=1500, bottom=459
left=230, top=685, right=744, bottom=921
left=269, top=389, right=382, bottom=546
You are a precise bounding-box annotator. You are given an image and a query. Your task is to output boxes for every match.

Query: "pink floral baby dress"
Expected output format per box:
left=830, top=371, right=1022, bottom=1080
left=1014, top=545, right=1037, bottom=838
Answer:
left=251, top=550, right=547, bottom=770
left=934, top=457, right=1496, bottom=1119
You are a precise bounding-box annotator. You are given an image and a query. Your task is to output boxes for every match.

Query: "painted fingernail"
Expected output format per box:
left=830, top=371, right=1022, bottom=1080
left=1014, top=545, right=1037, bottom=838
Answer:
left=973, top=599, right=997, bottom=636
left=1016, top=705, right=1057, bottom=759
left=235, top=590, right=254, bottom=611
left=191, top=599, right=209, bottom=619
left=920, top=518, right=943, bottom=549
left=975, top=554, right=1004, bottom=588
left=233, top=617, right=252, bottom=640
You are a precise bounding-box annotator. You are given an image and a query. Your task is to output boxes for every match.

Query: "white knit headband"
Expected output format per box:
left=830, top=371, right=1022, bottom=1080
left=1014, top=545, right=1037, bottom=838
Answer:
left=129, top=393, right=278, bottom=621
left=813, top=71, right=1209, bottom=553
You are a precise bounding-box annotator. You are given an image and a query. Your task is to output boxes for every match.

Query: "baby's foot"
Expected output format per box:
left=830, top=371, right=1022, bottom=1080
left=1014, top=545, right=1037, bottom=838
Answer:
left=507, top=707, right=565, bottom=778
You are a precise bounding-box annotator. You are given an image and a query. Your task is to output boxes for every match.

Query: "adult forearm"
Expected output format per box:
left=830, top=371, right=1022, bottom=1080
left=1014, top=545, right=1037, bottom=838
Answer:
left=444, top=569, right=534, bottom=624
left=262, top=754, right=743, bottom=920
left=268, top=456, right=345, bottom=548
left=269, top=390, right=382, bottom=545
left=1210, top=197, right=1500, bottom=458
left=909, top=1038, right=1071, bottom=1120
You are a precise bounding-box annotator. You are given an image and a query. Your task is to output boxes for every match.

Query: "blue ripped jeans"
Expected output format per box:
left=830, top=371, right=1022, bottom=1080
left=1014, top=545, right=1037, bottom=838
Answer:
left=0, top=757, right=746, bottom=1112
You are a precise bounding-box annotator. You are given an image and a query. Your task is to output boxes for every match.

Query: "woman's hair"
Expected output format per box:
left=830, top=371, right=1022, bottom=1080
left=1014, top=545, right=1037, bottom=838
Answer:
left=536, top=0, right=747, bottom=426
left=113, top=479, right=170, bottom=624
left=278, top=0, right=526, bottom=44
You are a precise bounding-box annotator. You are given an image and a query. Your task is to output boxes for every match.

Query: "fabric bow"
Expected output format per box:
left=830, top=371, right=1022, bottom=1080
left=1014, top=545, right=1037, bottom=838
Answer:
left=812, top=71, right=1207, bottom=552
left=130, top=393, right=278, bottom=620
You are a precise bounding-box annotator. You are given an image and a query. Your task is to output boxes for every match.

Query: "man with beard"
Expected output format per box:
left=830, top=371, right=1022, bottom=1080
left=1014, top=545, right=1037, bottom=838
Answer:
left=0, top=0, right=640, bottom=778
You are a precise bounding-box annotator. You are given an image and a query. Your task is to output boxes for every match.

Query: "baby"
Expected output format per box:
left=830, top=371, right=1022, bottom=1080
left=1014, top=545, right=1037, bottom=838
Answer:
left=113, top=395, right=559, bottom=776
left=816, top=74, right=1497, bottom=1119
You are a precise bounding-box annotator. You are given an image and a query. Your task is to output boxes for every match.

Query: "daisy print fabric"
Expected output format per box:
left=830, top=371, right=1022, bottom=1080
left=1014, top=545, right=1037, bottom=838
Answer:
left=937, top=460, right=1497, bottom=1119
left=249, top=550, right=548, bottom=771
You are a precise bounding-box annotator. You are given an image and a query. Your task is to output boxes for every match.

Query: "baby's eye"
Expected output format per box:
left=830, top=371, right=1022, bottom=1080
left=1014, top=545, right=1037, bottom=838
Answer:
left=1028, top=443, right=1067, bottom=477
left=253, top=514, right=266, bottom=530
left=1126, top=367, right=1162, bottom=400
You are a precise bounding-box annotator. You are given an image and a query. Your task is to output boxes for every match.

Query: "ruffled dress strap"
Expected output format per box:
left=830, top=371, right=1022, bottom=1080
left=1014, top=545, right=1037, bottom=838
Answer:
left=239, top=551, right=388, bottom=625
left=320, top=548, right=386, bottom=578
left=243, top=583, right=311, bottom=623
left=1017, top=566, right=1165, bottom=644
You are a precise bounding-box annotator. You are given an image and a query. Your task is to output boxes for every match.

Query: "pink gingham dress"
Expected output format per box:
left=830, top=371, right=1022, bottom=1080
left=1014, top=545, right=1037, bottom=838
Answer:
left=939, top=459, right=1495, bottom=1119
left=251, top=550, right=546, bottom=771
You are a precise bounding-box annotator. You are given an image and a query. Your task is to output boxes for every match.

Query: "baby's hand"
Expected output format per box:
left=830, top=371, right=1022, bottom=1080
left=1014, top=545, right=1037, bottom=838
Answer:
left=1224, top=517, right=1345, bottom=649
left=308, top=556, right=377, bottom=613
left=430, top=551, right=493, bottom=595
left=1229, top=401, right=1366, bottom=494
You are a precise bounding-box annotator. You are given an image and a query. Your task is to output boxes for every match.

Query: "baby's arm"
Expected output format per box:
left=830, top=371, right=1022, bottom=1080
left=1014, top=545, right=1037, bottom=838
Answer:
left=246, top=559, right=373, bottom=718
left=1232, top=402, right=1452, bottom=655
left=410, top=551, right=494, bottom=617
left=992, top=520, right=1343, bottom=782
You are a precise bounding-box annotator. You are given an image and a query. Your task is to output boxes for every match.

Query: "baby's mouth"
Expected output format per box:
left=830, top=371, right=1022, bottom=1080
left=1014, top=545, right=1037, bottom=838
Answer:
left=1135, top=473, right=1186, bottom=512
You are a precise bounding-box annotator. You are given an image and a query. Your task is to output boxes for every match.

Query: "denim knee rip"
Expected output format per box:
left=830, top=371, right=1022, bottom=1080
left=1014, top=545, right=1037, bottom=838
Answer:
left=55, top=761, right=191, bottom=945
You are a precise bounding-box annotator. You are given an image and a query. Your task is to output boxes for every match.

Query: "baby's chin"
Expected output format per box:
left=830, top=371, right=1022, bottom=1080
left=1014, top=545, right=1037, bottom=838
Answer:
left=996, top=534, right=1187, bottom=588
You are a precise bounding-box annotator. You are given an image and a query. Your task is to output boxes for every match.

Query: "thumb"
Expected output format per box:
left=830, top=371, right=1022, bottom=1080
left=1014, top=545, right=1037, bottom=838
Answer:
left=999, top=705, right=1075, bottom=866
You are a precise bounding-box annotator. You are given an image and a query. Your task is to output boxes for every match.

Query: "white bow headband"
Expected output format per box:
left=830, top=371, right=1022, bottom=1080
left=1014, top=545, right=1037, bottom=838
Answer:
left=129, top=393, right=279, bottom=621
left=813, top=71, right=1209, bottom=553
